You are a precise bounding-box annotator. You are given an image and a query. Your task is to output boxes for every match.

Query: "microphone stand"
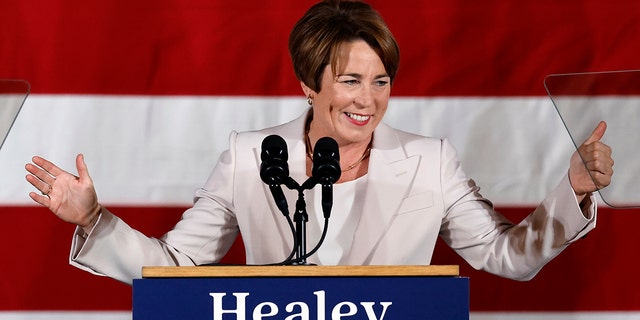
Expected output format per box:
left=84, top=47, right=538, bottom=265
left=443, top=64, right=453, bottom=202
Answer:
left=283, top=176, right=318, bottom=265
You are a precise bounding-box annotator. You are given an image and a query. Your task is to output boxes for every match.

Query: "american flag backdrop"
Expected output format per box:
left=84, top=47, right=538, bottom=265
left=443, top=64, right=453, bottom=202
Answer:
left=1, top=0, right=640, bottom=319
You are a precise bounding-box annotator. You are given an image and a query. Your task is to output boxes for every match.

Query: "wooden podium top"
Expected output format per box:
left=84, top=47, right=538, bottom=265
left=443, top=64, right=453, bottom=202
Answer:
left=142, top=265, right=459, bottom=278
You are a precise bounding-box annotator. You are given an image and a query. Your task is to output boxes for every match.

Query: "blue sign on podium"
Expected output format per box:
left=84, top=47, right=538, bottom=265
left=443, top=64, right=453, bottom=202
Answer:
left=133, top=265, right=469, bottom=320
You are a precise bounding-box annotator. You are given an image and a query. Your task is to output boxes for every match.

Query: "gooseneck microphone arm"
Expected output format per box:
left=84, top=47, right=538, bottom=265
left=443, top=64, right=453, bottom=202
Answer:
left=289, top=176, right=316, bottom=265
left=267, top=175, right=317, bottom=265
left=285, top=137, right=341, bottom=265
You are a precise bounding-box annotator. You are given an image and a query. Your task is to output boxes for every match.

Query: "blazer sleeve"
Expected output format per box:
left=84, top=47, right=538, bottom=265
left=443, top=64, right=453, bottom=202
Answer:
left=437, top=139, right=596, bottom=281
left=69, top=131, right=243, bottom=285
left=69, top=208, right=199, bottom=284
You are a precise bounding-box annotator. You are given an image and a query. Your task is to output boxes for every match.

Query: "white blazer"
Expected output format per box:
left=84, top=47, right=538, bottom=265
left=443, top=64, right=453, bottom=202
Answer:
left=70, top=110, right=596, bottom=284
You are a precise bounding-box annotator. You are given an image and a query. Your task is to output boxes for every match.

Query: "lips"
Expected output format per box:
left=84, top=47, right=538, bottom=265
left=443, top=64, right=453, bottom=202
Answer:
left=345, top=112, right=371, bottom=125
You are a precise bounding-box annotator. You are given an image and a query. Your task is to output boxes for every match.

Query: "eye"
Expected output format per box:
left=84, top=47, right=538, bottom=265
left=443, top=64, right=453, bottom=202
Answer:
left=342, top=79, right=359, bottom=85
left=375, top=79, right=389, bottom=87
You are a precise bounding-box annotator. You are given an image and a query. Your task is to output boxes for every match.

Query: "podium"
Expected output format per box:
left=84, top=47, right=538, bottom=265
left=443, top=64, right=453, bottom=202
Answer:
left=133, top=265, right=469, bottom=319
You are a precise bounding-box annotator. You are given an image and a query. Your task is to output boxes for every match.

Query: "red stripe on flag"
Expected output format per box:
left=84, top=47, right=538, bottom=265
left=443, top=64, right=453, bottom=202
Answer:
left=1, top=1, right=640, bottom=96
left=0, top=206, right=243, bottom=310
left=1, top=205, right=639, bottom=311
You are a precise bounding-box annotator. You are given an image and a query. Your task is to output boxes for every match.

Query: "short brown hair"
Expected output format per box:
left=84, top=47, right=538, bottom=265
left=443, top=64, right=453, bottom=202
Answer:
left=288, top=0, right=400, bottom=92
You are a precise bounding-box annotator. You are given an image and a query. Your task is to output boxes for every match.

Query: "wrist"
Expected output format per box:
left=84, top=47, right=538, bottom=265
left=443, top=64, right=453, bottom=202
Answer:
left=576, top=194, right=593, bottom=218
left=81, top=204, right=102, bottom=235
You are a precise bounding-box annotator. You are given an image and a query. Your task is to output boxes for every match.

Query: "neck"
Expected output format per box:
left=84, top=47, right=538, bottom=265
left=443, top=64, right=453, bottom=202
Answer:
left=305, top=117, right=372, bottom=175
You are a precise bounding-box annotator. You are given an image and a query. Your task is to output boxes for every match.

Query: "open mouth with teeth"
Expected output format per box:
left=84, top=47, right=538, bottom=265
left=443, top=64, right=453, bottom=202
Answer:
left=345, top=112, right=371, bottom=125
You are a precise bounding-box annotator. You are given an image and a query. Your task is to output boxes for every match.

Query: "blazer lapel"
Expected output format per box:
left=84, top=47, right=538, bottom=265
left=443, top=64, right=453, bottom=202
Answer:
left=345, top=123, right=420, bottom=265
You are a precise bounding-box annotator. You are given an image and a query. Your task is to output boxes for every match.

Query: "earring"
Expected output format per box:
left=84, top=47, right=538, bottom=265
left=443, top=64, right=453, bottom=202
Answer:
left=307, top=96, right=313, bottom=106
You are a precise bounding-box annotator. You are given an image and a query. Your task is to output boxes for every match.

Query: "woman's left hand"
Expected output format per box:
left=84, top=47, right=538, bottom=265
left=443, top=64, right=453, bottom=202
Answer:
left=568, top=121, right=614, bottom=198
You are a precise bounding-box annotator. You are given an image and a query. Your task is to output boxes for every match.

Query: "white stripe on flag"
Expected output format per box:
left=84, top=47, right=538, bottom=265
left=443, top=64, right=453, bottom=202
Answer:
left=0, top=94, right=592, bottom=206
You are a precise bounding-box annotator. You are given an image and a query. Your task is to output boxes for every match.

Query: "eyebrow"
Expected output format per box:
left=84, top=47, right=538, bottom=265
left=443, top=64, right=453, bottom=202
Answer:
left=338, top=73, right=390, bottom=79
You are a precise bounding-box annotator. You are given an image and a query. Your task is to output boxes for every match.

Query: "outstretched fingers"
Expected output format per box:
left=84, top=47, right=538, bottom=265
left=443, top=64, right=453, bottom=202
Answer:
left=25, top=159, right=58, bottom=203
left=25, top=161, right=56, bottom=186
left=25, top=155, right=73, bottom=206
left=31, top=155, right=65, bottom=178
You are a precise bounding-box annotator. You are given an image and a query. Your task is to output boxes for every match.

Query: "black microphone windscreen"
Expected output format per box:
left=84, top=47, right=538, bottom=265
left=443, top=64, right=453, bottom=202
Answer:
left=260, top=135, right=289, bottom=184
left=312, top=137, right=341, bottom=184
left=261, top=134, right=288, bottom=161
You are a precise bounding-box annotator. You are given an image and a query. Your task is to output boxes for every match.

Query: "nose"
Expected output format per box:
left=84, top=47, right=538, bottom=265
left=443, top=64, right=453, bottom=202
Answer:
left=353, top=84, right=374, bottom=107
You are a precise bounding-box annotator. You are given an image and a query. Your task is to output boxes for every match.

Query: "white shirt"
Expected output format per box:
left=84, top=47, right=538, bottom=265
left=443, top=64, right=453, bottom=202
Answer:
left=307, top=175, right=368, bottom=265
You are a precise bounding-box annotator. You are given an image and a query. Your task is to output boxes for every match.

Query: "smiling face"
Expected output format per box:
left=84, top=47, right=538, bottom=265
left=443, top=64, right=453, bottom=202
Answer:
left=302, top=39, right=391, bottom=148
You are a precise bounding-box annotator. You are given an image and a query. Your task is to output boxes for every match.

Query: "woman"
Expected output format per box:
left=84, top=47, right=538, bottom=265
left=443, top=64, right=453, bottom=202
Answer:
left=25, top=0, right=613, bottom=285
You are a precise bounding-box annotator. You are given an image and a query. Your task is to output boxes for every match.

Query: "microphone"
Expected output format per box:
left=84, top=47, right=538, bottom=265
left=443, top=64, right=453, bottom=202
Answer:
left=260, top=135, right=290, bottom=216
left=312, top=137, right=341, bottom=218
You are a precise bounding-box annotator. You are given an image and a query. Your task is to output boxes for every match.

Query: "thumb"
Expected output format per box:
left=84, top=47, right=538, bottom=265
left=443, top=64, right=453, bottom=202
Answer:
left=582, top=121, right=607, bottom=146
left=75, top=153, right=93, bottom=183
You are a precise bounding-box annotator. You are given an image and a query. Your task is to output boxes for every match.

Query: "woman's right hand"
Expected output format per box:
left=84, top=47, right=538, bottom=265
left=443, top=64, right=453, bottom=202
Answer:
left=25, top=154, right=101, bottom=233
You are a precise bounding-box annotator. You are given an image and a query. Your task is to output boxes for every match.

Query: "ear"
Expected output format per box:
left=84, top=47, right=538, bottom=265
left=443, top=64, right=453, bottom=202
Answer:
left=300, top=81, right=316, bottom=99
